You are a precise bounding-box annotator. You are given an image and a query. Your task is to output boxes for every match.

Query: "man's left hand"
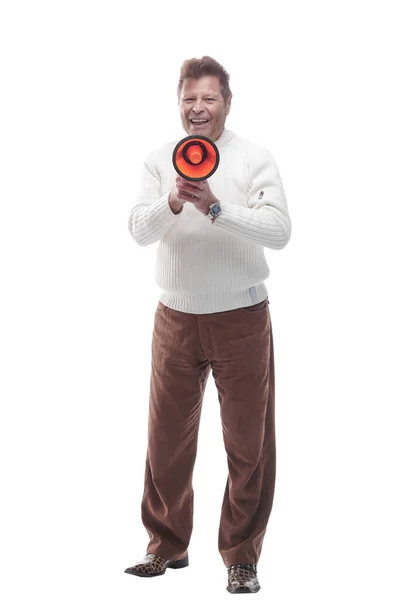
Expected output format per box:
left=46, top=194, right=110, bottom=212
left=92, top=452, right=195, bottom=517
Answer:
left=175, top=176, right=217, bottom=216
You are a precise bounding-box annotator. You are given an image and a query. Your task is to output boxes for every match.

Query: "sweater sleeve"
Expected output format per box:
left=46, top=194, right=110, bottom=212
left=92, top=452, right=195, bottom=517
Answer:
left=128, top=158, right=182, bottom=246
left=213, top=148, right=291, bottom=250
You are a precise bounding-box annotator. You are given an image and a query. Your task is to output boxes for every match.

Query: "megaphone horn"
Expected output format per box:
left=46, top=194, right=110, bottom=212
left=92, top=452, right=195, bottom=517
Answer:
left=172, top=135, right=220, bottom=181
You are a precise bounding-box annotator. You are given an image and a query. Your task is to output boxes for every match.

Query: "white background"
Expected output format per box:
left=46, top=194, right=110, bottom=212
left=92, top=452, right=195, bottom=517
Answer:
left=1, top=1, right=399, bottom=598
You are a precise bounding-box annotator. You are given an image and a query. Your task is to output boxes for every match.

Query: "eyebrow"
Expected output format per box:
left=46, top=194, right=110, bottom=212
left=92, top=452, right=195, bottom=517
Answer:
left=184, top=94, right=218, bottom=98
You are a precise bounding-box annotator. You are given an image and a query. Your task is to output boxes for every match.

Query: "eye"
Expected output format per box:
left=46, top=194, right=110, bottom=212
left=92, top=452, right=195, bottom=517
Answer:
left=206, top=98, right=215, bottom=102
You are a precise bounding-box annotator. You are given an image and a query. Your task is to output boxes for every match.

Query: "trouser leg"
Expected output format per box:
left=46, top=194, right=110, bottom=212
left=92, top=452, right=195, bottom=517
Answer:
left=209, top=301, right=276, bottom=566
left=141, top=303, right=211, bottom=561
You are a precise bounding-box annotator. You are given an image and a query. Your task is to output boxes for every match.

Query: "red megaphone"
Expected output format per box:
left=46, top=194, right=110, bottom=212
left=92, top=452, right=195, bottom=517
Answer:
left=172, top=135, right=220, bottom=181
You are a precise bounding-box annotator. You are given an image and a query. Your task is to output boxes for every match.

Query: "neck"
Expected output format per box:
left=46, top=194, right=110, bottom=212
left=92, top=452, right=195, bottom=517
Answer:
left=213, top=127, right=225, bottom=142
left=214, top=127, right=234, bottom=147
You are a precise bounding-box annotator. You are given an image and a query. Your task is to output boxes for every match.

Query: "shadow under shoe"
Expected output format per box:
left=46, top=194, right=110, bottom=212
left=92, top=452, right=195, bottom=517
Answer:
left=226, top=564, right=261, bottom=594
left=124, top=553, right=189, bottom=577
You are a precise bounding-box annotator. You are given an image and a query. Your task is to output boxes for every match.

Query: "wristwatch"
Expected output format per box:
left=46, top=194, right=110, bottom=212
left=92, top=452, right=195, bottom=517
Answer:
left=207, top=199, right=221, bottom=223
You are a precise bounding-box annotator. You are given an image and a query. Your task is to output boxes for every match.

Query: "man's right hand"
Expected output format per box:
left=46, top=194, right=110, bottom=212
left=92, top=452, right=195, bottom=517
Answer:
left=168, top=175, right=189, bottom=213
left=168, top=194, right=185, bottom=213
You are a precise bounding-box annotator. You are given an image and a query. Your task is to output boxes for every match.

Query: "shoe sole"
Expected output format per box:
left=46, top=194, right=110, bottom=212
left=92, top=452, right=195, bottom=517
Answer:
left=124, top=555, right=189, bottom=577
left=226, top=588, right=261, bottom=594
left=226, top=585, right=261, bottom=593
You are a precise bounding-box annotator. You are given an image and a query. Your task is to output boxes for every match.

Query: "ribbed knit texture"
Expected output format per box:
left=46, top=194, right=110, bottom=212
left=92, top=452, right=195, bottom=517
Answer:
left=128, top=128, right=291, bottom=314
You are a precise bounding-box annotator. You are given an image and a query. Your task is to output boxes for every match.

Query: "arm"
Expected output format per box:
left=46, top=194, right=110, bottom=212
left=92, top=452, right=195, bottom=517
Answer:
left=128, top=159, right=183, bottom=246
left=213, top=148, right=291, bottom=249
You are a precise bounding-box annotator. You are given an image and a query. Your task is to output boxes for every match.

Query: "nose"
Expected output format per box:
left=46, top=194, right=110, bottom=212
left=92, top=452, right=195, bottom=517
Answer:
left=192, top=100, right=205, bottom=113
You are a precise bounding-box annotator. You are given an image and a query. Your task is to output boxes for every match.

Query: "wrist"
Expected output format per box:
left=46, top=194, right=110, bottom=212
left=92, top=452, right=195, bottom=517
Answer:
left=207, top=198, right=221, bottom=222
left=168, top=195, right=184, bottom=215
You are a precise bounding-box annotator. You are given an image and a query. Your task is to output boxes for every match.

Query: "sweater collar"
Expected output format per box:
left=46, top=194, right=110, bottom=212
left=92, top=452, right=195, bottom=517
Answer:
left=176, top=127, right=234, bottom=148
left=214, top=128, right=235, bottom=148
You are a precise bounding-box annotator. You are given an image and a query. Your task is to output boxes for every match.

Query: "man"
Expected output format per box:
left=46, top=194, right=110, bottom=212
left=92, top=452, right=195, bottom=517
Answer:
left=125, top=56, right=291, bottom=594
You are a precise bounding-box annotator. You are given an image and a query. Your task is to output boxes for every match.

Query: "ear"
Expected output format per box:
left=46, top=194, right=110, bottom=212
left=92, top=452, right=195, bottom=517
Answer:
left=225, top=94, right=232, bottom=115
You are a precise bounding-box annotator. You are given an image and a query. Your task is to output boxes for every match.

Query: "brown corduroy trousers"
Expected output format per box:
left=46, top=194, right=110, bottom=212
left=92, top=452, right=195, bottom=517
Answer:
left=140, top=297, right=276, bottom=567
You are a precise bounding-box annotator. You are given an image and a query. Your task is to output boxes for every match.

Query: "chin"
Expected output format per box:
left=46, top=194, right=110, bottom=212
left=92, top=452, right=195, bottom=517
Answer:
left=187, top=124, right=213, bottom=138
left=197, top=130, right=213, bottom=140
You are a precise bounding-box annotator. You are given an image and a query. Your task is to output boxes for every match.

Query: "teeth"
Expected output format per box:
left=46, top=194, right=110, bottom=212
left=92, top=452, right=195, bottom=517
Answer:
left=191, top=119, right=208, bottom=123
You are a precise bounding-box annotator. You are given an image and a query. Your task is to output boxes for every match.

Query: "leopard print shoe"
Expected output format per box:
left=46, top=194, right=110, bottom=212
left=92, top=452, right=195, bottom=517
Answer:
left=226, top=563, right=261, bottom=593
left=124, top=553, right=189, bottom=577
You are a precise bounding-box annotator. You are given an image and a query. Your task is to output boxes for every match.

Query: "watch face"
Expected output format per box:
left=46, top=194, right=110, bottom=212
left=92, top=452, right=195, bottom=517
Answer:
left=212, top=206, right=220, bottom=215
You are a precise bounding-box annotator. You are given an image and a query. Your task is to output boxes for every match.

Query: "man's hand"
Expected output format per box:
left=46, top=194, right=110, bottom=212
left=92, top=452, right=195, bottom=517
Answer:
left=170, top=176, right=217, bottom=216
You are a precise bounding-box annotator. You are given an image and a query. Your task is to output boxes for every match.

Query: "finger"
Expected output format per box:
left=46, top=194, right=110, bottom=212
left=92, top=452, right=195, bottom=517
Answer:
left=178, top=184, right=200, bottom=196
left=176, top=175, right=204, bottom=190
left=177, top=189, right=197, bottom=199
left=182, top=180, right=203, bottom=191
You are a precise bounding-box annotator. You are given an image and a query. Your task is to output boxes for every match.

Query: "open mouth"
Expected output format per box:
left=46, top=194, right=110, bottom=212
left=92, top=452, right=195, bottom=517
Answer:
left=190, top=119, right=209, bottom=126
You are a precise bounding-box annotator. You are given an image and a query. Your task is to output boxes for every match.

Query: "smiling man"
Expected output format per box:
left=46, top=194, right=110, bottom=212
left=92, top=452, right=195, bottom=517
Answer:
left=126, top=56, right=292, bottom=594
left=180, top=74, right=231, bottom=140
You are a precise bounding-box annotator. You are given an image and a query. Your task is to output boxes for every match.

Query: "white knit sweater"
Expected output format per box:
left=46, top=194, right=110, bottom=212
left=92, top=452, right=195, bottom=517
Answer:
left=128, top=128, right=291, bottom=314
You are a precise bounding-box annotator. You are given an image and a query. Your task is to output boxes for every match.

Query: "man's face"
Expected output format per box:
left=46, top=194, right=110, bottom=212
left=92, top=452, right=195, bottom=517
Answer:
left=179, top=75, right=231, bottom=142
